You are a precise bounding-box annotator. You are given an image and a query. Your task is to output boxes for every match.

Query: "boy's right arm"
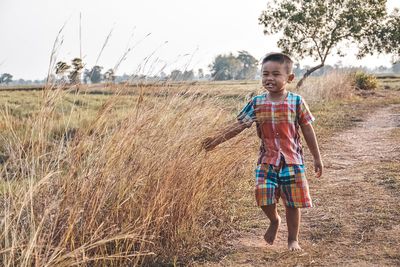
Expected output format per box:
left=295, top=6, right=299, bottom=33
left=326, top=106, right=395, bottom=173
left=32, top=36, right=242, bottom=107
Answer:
left=202, top=121, right=248, bottom=151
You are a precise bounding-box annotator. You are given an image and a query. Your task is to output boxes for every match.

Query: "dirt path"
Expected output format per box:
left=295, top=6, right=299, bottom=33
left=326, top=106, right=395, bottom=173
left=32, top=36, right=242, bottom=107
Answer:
left=201, top=101, right=400, bottom=266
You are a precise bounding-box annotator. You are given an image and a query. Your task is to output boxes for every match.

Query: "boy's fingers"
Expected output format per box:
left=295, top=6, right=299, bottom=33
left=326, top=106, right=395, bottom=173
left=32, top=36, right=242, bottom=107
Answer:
left=201, top=138, right=214, bottom=151
left=315, top=165, right=322, bottom=178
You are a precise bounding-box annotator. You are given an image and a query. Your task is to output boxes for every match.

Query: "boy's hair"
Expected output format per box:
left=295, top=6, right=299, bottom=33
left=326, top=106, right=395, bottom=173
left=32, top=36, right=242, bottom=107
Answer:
left=261, top=52, right=293, bottom=74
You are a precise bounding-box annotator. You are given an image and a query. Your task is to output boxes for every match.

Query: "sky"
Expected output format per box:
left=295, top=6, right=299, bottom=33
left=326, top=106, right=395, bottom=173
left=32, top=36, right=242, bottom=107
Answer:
left=0, top=0, right=399, bottom=80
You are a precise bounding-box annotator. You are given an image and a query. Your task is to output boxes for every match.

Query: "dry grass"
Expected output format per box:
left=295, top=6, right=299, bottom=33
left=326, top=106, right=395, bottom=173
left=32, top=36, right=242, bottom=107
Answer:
left=296, top=71, right=355, bottom=102
left=375, top=107, right=400, bottom=192
left=0, top=74, right=399, bottom=266
left=0, top=83, right=255, bottom=266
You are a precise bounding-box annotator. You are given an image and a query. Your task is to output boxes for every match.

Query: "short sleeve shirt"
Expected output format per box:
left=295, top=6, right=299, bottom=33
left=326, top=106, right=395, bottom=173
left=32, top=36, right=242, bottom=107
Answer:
left=237, top=92, right=315, bottom=166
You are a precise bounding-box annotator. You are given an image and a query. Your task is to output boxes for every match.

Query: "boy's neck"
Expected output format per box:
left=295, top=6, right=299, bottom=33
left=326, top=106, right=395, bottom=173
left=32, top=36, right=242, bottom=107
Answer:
left=267, top=90, right=288, bottom=102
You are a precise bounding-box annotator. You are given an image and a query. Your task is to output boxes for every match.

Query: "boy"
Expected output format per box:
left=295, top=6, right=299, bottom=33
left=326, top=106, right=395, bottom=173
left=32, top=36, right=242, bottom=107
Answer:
left=202, top=52, right=323, bottom=251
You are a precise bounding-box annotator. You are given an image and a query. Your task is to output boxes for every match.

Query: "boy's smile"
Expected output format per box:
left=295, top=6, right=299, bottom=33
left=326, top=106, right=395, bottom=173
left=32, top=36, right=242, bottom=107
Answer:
left=262, top=61, right=294, bottom=97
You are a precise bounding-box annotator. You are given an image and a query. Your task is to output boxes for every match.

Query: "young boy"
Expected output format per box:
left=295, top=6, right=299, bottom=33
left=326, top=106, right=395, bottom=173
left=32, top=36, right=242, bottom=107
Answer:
left=202, top=52, right=323, bottom=251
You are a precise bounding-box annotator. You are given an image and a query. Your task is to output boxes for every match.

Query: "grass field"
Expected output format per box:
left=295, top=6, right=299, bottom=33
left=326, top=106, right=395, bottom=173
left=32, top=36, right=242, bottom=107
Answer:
left=0, top=73, right=399, bottom=266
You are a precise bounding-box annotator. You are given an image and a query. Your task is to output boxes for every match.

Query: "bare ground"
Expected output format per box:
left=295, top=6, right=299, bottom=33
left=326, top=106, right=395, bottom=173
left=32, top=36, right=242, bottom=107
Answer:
left=199, top=95, right=400, bottom=266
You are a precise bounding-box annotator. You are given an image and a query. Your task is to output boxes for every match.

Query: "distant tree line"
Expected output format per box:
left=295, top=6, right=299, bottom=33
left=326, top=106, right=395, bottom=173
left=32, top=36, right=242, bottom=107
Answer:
left=46, top=50, right=258, bottom=84
left=3, top=54, right=400, bottom=86
left=52, top=59, right=210, bottom=84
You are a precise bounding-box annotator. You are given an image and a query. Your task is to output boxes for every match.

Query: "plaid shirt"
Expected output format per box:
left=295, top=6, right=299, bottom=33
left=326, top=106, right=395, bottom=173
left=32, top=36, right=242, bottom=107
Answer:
left=237, top=92, right=315, bottom=166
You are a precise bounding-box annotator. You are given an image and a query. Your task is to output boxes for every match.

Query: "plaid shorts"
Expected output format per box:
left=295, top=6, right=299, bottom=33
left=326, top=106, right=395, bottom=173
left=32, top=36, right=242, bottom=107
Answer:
left=255, top=162, right=312, bottom=208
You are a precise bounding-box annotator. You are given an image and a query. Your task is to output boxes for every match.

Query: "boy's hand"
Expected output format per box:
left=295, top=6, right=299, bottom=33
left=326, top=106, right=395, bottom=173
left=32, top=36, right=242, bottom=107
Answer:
left=202, top=137, right=217, bottom=151
left=314, top=158, right=323, bottom=178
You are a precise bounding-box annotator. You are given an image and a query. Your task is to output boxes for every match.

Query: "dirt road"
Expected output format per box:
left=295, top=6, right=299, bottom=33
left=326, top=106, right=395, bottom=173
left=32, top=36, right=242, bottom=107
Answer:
left=202, top=99, right=400, bottom=266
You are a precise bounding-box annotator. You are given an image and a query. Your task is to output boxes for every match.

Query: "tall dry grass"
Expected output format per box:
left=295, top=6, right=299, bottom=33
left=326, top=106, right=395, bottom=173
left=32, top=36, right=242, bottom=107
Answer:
left=296, top=71, right=355, bottom=102
left=0, top=83, right=253, bottom=266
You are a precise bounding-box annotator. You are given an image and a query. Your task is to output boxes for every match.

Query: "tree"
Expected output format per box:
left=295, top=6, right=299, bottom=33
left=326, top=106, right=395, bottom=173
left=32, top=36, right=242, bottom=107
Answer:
left=182, top=70, right=194, bottom=80
left=104, top=68, right=116, bottom=83
left=159, top=71, right=167, bottom=80
left=170, top=70, right=183, bottom=81
left=259, top=0, right=398, bottom=87
left=68, top=58, right=83, bottom=84
left=17, top=78, right=26, bottom=85
left=83, top=69, right=91, bottom=84
left=55, top=61, right=70, bottom=83
left=293, top=63, right=304, bottom=77
left=358, top=8, right=400, bottom=58
left=0, top=73, right=13, bottom=85
left=88, top=65, right=103, bottom=83
left=209, top=53, right=241, bottom=80
left=236, top=50, right=258, bottom=80
left=392, top=61, right=400, bottom=73
left=198, top=68, right=204, bottom=79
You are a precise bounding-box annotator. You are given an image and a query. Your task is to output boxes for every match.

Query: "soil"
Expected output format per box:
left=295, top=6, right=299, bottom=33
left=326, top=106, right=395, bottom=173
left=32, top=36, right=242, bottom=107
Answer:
left=200, top=94, right=400, bottom=266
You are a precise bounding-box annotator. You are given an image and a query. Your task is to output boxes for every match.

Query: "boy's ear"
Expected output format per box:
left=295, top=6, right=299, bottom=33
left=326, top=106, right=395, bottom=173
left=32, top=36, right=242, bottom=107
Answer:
left=288, top=73, right=295, bottom=83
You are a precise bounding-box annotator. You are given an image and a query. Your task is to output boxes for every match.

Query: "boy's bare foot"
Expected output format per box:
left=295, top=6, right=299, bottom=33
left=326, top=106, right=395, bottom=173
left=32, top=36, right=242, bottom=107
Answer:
left=264, top=216, right=281, bottom=245
left=288, top=240, right=302, bottom=251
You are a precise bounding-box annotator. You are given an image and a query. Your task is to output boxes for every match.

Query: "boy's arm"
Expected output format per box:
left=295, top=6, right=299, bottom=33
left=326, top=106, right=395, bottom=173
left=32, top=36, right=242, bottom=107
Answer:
left=202, top=121, right=248, bottom=151
left=300, top=123, right=323, bottom=178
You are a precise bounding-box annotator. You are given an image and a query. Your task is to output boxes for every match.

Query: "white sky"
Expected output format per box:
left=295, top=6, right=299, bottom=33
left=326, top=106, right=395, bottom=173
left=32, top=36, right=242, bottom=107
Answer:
left=0, top=0, right=399, bottom=80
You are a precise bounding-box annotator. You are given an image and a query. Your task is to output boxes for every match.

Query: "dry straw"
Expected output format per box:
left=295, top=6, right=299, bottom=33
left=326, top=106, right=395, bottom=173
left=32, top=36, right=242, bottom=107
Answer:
left=296, top=71, right=355, bottom=102
left=0, top=81, right=254, bottom=266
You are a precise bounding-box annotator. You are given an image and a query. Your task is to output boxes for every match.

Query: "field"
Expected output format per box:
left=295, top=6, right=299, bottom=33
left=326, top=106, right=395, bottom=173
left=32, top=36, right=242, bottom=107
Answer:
left=0, top=73, right=400, bottom=266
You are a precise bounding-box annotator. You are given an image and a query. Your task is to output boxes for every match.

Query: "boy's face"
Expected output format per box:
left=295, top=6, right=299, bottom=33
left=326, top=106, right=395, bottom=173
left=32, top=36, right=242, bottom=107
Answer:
left=261, top=61, right=294, bottom=94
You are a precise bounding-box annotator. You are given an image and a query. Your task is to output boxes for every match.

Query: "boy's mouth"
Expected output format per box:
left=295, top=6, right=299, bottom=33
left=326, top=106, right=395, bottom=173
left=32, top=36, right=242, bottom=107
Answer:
left=265, top=83, right=275, bottom=88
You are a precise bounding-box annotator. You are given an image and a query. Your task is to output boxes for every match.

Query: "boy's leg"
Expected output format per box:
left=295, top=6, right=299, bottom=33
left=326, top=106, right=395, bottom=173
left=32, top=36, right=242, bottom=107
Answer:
left=255, top=164, right=281, bottom=245
left=261, top=204, right=281, bottom=245
left=286, top=206, right=302, bottom=251
left=279, top=164, right=311, bottom=251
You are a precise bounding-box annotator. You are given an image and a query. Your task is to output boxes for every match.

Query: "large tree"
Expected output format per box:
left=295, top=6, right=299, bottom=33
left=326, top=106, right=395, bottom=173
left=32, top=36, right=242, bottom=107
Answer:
left=88, top=65, right=103, bottom=84
left=236, top=50, right=258, bottom=80
left=259, top=0, right=399, bottom=87
left=170, top=70, right=183, bottom=81
left=182, top=70, right=194, bottom=81
left=209, top=53, right=241, bottom=81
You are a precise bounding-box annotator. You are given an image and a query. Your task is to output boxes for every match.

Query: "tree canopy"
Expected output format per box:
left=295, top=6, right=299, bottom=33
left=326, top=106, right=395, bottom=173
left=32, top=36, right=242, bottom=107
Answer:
left=69, top=58, right=83, bottom=85
left=259, top=0, right=400, bottom=87
left=210, top=51, right=258, bottom=81
left=88, top=66, right=103, bottom=83
left=0, top=73, right=13, bottom=85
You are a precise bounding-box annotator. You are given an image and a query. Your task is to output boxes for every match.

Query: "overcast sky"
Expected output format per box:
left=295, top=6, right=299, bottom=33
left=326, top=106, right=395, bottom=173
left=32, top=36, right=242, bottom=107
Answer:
left=1, top=0, right=399, bottom=80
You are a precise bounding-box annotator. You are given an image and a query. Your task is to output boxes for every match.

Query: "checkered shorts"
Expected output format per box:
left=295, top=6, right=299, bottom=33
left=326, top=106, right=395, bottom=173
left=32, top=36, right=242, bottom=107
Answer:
left=255, top=162, right=312, bottom=208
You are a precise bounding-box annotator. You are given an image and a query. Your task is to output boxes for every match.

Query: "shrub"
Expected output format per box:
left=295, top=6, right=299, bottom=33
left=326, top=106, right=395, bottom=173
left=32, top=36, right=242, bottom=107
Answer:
left=353, top=71, right=378, bottom=90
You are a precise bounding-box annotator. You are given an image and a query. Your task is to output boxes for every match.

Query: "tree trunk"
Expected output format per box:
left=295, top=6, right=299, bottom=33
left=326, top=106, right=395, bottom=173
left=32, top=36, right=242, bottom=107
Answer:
left=296, top=63, right=324, bottom=88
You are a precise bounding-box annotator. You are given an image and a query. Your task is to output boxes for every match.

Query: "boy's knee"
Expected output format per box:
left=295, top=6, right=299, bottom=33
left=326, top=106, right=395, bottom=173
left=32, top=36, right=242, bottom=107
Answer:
left=285, top=205, right=299, bottom=211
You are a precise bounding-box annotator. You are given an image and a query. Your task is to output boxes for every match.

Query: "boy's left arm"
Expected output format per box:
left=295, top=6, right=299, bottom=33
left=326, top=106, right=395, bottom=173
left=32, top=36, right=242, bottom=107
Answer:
left=300, top=123, right=323, bottom=178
